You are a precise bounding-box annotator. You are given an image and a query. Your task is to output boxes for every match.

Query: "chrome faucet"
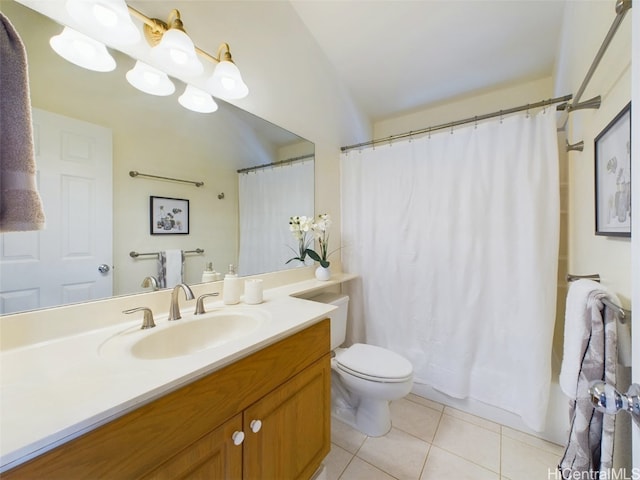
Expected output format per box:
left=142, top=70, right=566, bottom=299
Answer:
left=141, top=276, right=159, bottom=291
left=168, top=283, right=195, bottom=321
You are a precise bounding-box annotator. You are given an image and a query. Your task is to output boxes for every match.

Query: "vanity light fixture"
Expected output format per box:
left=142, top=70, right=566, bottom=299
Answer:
left=142, top=9, right=203, bottom=77
left=65, top=0, right=140, bottom=46
left=126, top=61, right=175, bottom=96
left=127, top=5, right=249, bottom=100
left=49, top=26, right=116, bottom=72
left=50, top=3, right=248, bottom=112
left=178, top=85, right=218, bottom=113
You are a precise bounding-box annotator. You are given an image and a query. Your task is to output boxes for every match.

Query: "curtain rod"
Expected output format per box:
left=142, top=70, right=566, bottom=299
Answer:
left=237, top=153, right=315, bottom=174
left=558, top=0, right=632, bottom=129
left=574, top=0, right=631, bottom=107
left=341, top=95, right=572, bottom=153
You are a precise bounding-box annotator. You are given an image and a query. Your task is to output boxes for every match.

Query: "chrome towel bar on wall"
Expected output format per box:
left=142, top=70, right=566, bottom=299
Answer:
left=566, top=273, right=631, bottom=323
left=129, top=248, right=204, bottom=258
left=129, top=170, right=204, bottom=187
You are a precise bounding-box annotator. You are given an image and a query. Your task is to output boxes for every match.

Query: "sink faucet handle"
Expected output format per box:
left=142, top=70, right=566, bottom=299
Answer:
left=195, top=292, right=220, bottom=315
left=123, top=307, right=156, bottom=329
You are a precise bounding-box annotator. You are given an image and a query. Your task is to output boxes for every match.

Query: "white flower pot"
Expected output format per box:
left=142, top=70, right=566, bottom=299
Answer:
left=315, top=266, right=331, bottom=281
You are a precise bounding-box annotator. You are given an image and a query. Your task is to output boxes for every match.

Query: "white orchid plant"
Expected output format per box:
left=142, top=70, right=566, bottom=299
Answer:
left=287, top=214, right=333, bottom=268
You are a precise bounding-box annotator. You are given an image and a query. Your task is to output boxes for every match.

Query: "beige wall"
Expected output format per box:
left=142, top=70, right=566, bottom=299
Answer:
left=373, top=77, right=554, bottom=139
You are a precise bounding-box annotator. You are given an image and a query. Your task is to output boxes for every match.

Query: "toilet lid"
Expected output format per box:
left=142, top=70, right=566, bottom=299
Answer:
left=335, top=343, right=413, bottom=381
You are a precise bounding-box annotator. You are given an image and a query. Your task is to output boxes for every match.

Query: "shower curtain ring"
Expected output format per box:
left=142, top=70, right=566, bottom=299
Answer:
left=474, top=116, right=478, bottom=129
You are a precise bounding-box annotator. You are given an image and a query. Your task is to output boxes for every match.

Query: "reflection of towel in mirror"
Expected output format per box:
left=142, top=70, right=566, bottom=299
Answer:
left=559, top=280, right=618, bottom=478
left=157, top=250, right=184, bottom=288
left=0, top=13, right=46, bottom=232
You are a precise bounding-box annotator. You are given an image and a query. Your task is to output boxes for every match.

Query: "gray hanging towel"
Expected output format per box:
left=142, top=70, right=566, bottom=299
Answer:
left=0, top=12, right=46, bottom=232
left=559, top=291, right=617, bottom=478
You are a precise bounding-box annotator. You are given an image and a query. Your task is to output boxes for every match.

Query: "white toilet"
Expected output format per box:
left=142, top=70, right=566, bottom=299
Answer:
left=310, top=293, right=413, bottom=437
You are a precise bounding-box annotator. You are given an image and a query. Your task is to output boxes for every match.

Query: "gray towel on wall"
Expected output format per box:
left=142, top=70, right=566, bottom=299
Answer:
left=0, top=12, right=46, bottom=232
left=559, top=293, right=617, bottom=478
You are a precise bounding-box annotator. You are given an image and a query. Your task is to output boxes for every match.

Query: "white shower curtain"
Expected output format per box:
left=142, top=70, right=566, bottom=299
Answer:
left=340, top=110, right=559, bottom=431
left=238, top=160, right=314, bottom=276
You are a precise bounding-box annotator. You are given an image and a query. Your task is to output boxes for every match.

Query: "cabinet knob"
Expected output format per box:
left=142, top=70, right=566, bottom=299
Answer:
left=250, top=419, right=262, bottom=433
left=232, top=431, right=245, bottom=446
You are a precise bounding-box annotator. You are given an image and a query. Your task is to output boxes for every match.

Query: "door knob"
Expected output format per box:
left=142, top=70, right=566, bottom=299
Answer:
left=98, top=264, right=110, bottom=274
left=589, top=380, right=640, bottom=427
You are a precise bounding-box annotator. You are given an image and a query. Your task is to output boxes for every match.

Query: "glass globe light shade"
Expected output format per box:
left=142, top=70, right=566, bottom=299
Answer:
left=126, top=61, right=175, bottom=96
left=178, top=85, right=218, bottom=113
left=49, top=27, right=116, bottom=72
left=65, top=0, right=140, bottom=46
left=151, top=28, right=203, bottom=77
left=207, top=60, right=248, bottom=100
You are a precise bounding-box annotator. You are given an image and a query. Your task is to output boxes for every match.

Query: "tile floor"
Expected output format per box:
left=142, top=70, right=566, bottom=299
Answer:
left=324, top=393, right=565, bottom=480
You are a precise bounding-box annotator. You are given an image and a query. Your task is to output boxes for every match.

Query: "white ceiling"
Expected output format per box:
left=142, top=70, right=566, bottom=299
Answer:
left=290, top=0, right=567, bottom=121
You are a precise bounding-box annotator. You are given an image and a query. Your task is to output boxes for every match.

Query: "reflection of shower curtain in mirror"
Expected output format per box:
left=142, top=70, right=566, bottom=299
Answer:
left=340, top=110, right=559, bottom=431
left=238, top=160, right=314, bottom=276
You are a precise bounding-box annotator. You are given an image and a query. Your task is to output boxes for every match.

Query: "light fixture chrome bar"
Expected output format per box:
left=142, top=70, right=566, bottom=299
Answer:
left=130, top=248, right=204, bottom=258
left=566, top=140, right=584, bottom=152
left=237, top=153, right=315, bottom=174
left=341, top=95, right=573, bottom=153
left=129, top=170, right=204, bottom=187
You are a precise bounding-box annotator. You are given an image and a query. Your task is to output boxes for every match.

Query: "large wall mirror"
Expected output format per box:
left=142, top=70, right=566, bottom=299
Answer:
left=0, top=0, right=315, bottom=315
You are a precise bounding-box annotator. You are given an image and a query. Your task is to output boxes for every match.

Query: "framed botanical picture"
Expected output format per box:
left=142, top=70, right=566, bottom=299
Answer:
left=150, top=196, right=189, bottom=235
left=594, top=102, right=631, bottom=237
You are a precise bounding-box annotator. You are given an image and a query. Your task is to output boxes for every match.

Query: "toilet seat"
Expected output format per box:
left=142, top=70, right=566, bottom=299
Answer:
left=335, top=343, right=413, bottom=383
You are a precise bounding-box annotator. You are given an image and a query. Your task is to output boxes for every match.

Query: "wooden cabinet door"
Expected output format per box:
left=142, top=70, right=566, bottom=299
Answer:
left=243, top=355, right=330, bottom=480
left=141, top=414, right=243, bottom=480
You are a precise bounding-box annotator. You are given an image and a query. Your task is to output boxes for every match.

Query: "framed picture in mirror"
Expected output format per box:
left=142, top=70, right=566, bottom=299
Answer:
left=594, top=102, right=631, bottom=237
left=150, top=196, right=190, bottom=235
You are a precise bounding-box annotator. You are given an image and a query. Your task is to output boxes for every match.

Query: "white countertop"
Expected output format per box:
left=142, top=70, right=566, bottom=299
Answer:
left=0, top=274, right=356, bottom=472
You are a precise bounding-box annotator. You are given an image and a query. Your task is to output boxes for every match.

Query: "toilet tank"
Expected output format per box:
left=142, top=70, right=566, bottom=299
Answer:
left=309, top=293, right=349, bottom=350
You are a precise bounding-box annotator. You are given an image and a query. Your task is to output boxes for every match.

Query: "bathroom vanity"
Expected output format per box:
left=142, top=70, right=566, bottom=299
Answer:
left=3, top=321, right=330, bottom=479
left=0, top=274, right=355, bottom=479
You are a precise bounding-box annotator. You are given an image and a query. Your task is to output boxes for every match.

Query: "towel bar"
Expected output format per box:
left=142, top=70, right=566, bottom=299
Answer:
left=130, top=248, right=204, bottom=258
left=566, top=273, right=600, bottom=282
left=566, top=272, right=631, bottom=323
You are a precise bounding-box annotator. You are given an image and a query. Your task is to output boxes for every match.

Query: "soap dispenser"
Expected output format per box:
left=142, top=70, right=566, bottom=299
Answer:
left=223, top=264, right=241, bottom=305
left=201, top=262, right=216, bottom=283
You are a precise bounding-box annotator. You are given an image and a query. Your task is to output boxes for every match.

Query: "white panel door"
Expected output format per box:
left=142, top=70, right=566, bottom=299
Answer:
left=0, top=109, right=113, bottom=314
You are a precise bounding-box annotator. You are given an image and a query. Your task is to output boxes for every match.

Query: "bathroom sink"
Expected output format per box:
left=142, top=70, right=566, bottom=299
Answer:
left=99, top=310, right=267, bottom=360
